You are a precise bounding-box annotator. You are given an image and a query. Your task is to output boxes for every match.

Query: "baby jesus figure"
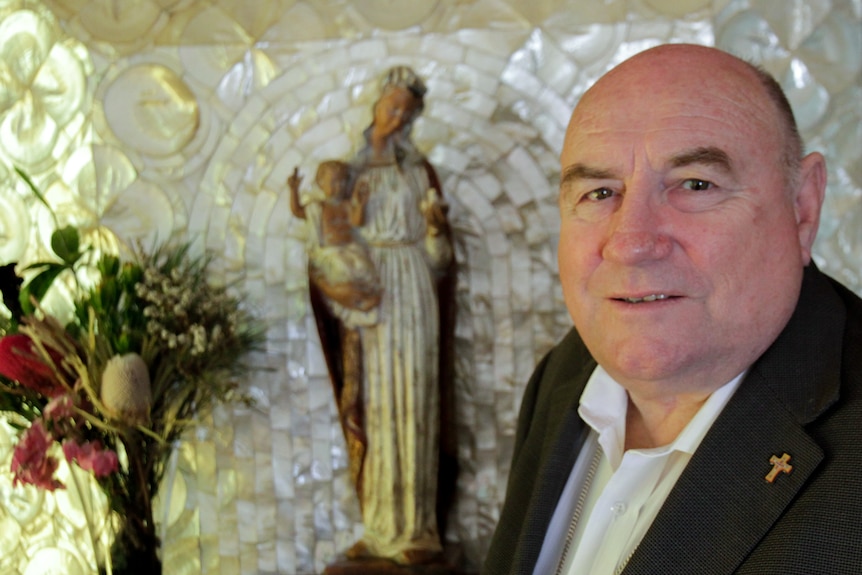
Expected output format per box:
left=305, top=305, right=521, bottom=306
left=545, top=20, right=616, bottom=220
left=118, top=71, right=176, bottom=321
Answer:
left=289, top=161, right=382, bottom=315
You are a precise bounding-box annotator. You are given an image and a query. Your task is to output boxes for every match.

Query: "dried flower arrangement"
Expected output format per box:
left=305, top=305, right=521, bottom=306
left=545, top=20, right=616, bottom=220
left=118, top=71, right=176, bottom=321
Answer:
left=0, top=169, right=266, bottom=574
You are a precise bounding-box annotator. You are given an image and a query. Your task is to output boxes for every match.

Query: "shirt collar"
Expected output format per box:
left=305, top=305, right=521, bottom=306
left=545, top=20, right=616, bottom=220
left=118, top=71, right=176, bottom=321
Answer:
left=578, top=366, right=746, bottom=467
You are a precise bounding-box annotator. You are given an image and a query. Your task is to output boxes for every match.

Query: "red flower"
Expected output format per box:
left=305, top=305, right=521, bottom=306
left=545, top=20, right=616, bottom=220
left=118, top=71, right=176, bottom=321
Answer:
left=63, top=439, right=119, bottom=478
left=0, top=334, right=66, bottom=398
left=11, top=420, right=64, bottom=491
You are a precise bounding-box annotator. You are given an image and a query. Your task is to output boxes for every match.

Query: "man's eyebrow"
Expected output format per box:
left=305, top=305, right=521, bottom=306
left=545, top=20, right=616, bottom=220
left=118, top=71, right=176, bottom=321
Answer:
left=560, top=164, right=617, bottom=186
left=560, top=147, right=733, bottom=186
left=669, top=146, right=732, bottom=171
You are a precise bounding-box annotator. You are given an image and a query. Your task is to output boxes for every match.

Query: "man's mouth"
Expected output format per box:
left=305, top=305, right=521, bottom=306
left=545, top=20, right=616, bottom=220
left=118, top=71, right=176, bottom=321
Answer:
left=618, top=294, right=671, bottom=303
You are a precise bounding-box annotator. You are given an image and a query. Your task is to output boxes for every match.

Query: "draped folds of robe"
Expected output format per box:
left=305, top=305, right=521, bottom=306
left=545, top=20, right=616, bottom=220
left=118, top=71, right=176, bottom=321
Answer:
left=309, top=153, right=456, bottom=561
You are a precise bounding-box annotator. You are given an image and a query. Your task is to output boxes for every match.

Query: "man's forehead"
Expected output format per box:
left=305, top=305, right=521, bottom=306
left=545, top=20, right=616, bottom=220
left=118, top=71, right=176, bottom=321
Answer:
left=563, top=95, right=778, bottom=167
left=560, top=48, right=788, bottom=175
left=572, top=83, right=767, bottom=131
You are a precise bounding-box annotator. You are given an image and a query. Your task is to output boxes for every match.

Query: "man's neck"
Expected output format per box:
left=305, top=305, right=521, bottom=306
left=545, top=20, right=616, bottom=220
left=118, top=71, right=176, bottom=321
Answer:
left=624, top=391, right=711, bottom=450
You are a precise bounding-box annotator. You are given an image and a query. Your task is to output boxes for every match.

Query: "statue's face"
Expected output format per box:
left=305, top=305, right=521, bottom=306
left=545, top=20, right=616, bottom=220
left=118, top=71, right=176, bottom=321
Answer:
left=318, top=164, right=348, bottom=199
left=373, top=85, right=419, bottom=139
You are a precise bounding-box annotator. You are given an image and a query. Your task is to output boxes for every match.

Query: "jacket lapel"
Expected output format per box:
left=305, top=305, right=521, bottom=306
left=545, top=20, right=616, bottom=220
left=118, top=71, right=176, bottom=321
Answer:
left=621, top=376, right=824, bottom=574
left=510, top=346, right=595, bottom=572
left=623, top=266, right=845, bottom=574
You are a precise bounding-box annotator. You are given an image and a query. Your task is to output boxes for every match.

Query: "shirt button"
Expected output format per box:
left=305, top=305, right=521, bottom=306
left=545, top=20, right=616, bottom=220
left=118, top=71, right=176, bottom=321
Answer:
left=611, top=501, right=627, bottom=516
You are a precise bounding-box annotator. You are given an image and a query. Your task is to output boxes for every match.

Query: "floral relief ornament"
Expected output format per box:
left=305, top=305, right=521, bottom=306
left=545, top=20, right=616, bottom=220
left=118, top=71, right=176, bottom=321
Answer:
left=39, top=144, right=177, bottom=266
left=0, top=8, right=87, bottom=167
left=0, top=169, right=265, bottom=575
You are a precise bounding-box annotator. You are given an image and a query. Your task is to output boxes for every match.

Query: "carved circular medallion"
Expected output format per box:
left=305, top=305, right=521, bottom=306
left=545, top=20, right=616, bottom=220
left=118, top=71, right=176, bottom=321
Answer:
left=103, top=64, right=200, bottom=157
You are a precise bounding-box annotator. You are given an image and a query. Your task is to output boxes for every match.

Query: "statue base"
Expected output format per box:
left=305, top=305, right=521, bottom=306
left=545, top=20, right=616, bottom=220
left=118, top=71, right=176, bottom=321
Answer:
left=323, top=557, right=462, bottom=575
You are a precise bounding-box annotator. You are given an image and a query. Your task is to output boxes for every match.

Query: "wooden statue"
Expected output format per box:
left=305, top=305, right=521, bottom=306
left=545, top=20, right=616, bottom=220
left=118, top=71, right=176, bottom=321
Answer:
left=291, top=66, right=458, bottom=569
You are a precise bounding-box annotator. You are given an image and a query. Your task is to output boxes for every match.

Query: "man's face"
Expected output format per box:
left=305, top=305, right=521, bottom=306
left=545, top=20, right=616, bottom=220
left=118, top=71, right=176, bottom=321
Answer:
left=557, top=46, right=822, bottom=392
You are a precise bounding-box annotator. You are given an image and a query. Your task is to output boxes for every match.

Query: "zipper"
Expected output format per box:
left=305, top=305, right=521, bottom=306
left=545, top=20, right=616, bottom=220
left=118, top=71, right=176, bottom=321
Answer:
left=554, top=443, right=603, bottom=575
left=614, top=548, right=636, bottom=575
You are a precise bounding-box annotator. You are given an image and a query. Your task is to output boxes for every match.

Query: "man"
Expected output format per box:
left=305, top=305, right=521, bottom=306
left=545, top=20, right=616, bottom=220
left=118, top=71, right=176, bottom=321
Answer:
left=484, top=44, right=862, bottom=574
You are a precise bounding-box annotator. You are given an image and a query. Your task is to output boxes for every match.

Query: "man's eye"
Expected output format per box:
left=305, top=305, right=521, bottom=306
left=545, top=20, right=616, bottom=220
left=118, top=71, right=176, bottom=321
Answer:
left=682, top=179, right=712, bottom=191
left=586, top=188, right=614, bottom=201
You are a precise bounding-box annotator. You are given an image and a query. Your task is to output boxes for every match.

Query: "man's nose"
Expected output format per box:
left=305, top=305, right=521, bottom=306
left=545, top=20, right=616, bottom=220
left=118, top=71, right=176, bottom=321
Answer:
left=601, top=195, right=672, bottom=264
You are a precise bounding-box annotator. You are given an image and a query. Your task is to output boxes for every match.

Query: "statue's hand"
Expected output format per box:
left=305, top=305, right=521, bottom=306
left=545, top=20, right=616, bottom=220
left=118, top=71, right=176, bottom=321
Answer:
left=287, top=167, right=303, bottom=192
left=420, top=188, right=448, bottom=235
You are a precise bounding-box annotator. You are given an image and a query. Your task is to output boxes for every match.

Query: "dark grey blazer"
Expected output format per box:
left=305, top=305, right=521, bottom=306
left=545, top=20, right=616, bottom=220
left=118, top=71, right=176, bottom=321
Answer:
left=483, top=265, right=862, bottom=574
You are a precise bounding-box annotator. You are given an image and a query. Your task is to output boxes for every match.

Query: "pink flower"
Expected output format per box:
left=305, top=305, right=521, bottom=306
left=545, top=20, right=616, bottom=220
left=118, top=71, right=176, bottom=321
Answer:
left=43, top=394, right=77, bottom=422
left=42, top=394, right=82, bottom=439
left=0, top=334, right=66, bottom=398
left=11, top=420, right=64, bottom=491
left=63, top=439, right=119, bottom=478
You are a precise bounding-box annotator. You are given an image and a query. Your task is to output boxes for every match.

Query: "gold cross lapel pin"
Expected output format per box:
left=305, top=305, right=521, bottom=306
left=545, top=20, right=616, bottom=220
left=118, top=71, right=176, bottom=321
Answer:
left=765, top=453, right=793, bottom=483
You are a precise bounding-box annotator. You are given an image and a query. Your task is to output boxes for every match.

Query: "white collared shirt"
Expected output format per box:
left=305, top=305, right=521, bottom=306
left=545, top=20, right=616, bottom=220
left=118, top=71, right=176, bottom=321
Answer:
left=532, top=366, right=744, bottom=575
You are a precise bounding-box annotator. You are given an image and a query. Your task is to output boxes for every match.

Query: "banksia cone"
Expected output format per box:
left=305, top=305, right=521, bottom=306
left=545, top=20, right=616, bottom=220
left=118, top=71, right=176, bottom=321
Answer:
left=100, top=353, right=152, bottom=425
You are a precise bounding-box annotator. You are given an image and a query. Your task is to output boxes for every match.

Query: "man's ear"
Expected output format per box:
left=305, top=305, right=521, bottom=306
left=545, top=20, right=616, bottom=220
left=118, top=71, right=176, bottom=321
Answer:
left=794, top=151, right=827, bottom=265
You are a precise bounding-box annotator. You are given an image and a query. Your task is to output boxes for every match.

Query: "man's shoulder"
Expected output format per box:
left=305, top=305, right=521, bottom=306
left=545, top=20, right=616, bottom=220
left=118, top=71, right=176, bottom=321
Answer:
left=818, top=271, right=862, bottom=384
left=826, top=275, right=862, bottom=402
left=826, top=274, right=862, bottom=326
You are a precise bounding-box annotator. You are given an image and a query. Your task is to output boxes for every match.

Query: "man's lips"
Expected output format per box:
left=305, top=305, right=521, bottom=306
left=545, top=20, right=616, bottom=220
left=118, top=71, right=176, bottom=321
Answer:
left=612, top=294, right=681, bottom=303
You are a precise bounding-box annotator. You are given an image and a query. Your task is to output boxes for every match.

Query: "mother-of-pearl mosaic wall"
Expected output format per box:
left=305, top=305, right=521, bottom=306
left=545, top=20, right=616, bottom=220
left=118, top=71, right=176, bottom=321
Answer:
left=0, top=0, right=859, bottom=573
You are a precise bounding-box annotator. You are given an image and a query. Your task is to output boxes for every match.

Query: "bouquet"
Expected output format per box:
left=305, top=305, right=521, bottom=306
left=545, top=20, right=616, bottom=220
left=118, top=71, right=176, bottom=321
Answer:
left=0, top=169, right=265, bottom=574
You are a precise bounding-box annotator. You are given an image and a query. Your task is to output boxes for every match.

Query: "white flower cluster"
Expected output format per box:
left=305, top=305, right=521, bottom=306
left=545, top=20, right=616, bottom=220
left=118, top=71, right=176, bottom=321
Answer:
left=135, top=265, right=239, bottom=357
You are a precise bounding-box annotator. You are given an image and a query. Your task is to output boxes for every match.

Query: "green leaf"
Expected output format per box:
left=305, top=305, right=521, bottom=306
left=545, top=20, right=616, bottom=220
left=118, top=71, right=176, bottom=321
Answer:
left=117, top=332, right=131, bottom=355
left=119, top=262, right=143, bottom=292
left=20, top=261, right=53, bottom=273
left=14, top=167, right=50, bottom=208
left=99, top=255, right=120, bottom=277
left=18, top=263, right=68, bottom=313
left=51, top=226, right=82, bottom=265
left=14, top=167, right=58, bottom=227
left=97, top=277, right=119, bottom=312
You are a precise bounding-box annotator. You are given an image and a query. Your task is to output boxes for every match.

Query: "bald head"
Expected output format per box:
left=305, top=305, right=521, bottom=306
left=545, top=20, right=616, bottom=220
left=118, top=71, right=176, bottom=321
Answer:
left=570, top=44, right=803, bottom=188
